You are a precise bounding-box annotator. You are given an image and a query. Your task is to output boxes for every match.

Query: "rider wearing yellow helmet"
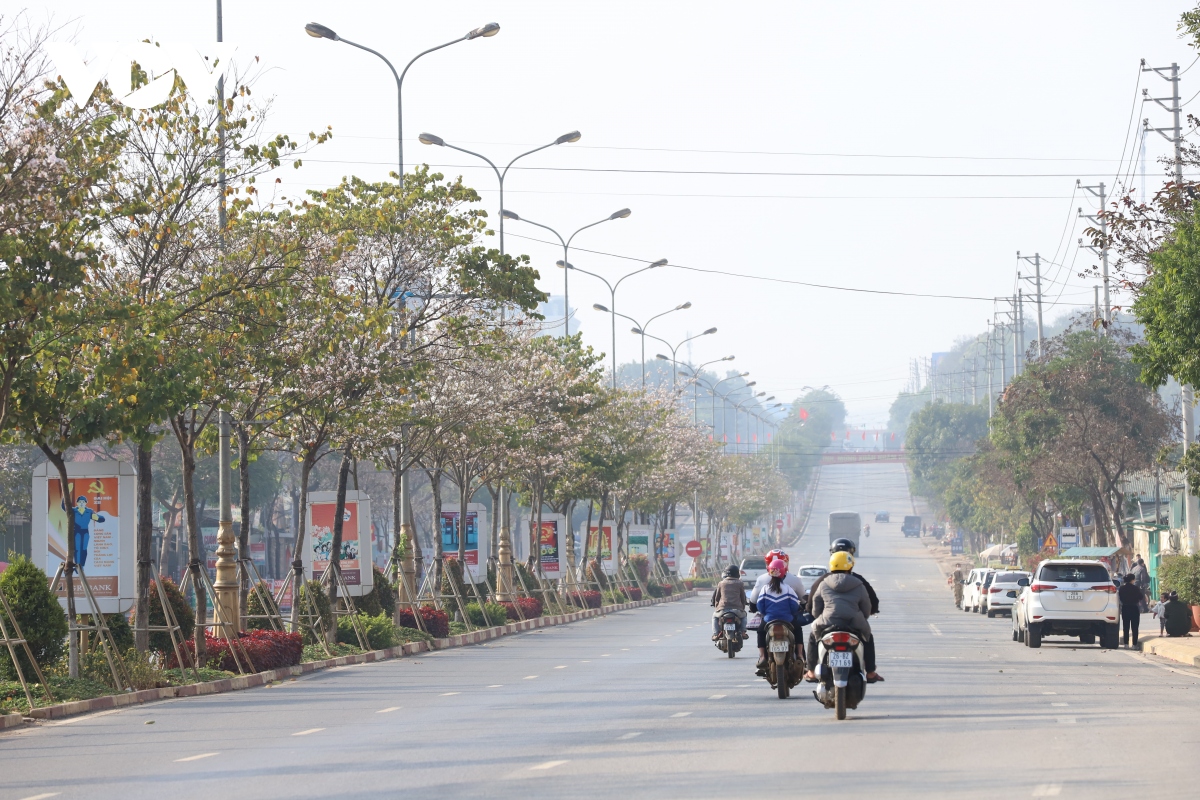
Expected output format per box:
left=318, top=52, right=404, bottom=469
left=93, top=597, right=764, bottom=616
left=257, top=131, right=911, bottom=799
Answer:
left=803, top=548, right=883, bottom=683
left=805, top=538, right=882, bottom=683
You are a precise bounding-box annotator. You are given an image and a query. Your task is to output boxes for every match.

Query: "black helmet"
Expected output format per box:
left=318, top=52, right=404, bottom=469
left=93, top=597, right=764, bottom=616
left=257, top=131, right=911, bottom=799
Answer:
left=830, top=538, right=857, bottom=556
left=724, top=565, right=741, bottom=579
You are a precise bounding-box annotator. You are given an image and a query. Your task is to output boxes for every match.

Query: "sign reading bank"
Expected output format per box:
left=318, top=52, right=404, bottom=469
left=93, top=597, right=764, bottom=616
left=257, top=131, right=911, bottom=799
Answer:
left=45, top=42, right=238, bottom=109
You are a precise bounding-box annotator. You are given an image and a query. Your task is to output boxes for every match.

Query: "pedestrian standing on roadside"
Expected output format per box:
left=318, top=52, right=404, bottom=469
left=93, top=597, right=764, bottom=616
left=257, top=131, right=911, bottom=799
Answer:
left=951, top=563, right=964, bottom=609
left=1118, top=574, right=1145, bottom=647
left=1132, top=556, right=1151, bottom=612
left=1153, top=592, right=1168, bottom=636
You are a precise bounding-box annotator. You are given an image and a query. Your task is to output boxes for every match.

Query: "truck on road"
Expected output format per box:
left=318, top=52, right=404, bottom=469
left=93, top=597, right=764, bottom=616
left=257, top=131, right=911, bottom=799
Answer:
left=902, top=515, right=922, bottom=537
left=829, top=511, right=862, bottom=555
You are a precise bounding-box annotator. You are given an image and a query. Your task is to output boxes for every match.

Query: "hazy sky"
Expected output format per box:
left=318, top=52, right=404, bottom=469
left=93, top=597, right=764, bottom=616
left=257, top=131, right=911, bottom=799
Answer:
left=24, top=1, right=1199, bottom=424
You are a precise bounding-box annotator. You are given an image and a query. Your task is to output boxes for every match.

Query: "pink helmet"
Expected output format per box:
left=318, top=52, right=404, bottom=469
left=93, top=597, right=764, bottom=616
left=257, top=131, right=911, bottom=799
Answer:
left=768, top=558, right=788, bottom=578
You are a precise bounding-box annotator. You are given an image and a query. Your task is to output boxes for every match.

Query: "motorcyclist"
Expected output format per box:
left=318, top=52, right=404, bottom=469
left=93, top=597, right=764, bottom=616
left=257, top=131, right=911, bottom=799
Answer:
left=749, top=549, right=808, bottom=670
left=710, top=565, right=748, bottom=641
left=804, top=551, right=876, bottom=683
left=753, top=558, right=799, bottom=671
left=805, top=539, right=883, bottom=683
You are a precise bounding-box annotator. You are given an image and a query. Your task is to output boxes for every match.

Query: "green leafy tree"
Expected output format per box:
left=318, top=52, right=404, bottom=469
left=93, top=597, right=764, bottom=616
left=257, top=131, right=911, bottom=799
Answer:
left=0, top=555, right=67, bottom=680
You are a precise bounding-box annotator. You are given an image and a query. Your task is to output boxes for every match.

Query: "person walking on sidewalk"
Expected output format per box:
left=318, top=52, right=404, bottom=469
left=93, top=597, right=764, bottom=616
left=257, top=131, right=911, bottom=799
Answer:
left=1118, top=573, right=1145, bottom=647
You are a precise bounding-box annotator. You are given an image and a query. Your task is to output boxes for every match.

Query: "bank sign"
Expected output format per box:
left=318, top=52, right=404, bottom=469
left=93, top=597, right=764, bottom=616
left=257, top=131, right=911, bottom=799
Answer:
left=46, top=42, right=237, bottom=109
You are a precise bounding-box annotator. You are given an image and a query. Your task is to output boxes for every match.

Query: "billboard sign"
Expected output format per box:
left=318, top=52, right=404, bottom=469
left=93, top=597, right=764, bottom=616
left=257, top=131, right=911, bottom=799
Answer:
left=441, top=503, right=489, bottom=583
left=664, top=529, right=677, bottom=569
left=585, top=522, right=616, bottom=575
left=32, top=461, right=136, bottom=614
left=627, top=525, right=652, bottom=557
left=304, top=490, right=373, bottom=596
left=524, top=514, right=566, bottom=579
left=1059, top=527, right=1080, bottom=548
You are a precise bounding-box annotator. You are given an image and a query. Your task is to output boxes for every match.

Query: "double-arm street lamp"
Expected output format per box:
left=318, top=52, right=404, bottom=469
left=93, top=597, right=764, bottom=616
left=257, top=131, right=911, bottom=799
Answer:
left=710, top=374, right=750, bottom=448
left=595, top=302, right=691, bottom=388
left=673, top=356, right=735, bottom=423
left=304, top=21, right=499, bottom=179
left=733, top=392, right=767, bottom=454
left=649, top=328, right=717, bottom=389
left=503, top=208, right=631, bottom=337
left=421, top=131, right=580, bottom=257
left=559, top=258, right=668, bottom=387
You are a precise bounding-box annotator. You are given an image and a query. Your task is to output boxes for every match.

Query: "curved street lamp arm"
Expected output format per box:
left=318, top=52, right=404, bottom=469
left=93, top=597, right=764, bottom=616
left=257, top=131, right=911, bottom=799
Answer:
left=399, top=35, right=466, bottom=87
left=442, top=141, right=502, bottom=183
left=502, top=140, right=559, bottom=181
left=516, top=218, right=566, bottom=249
left=566, top=216, right=612, bottom=248
left=566, top=263, right=614, bottom=294
left=642, top=331, right=674, bottom=352
left=643, top=303, right=687, bottom=332
left=613, top=263, right=658, bottom=293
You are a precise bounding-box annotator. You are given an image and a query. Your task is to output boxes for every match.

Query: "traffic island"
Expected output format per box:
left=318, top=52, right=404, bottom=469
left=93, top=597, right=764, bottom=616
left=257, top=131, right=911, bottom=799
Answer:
left=10, top=590, right=699, bottom=726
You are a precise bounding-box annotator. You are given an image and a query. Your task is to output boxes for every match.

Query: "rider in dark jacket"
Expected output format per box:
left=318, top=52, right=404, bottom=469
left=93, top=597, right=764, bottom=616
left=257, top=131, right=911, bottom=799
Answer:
left=805, top=539, right=883, bottom=682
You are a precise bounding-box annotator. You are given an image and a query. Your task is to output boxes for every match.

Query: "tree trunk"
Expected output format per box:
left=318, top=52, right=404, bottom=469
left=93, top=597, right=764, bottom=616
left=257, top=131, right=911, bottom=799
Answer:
left=326, top=442, right=353, bottom=644
left=134, top=442, right=153, bottom=653
left=40, top=447, right=78, bottom=678
left=291, top=452, right=316, bottom=632
left=157, top=489, right=180, bottom=583
left=391, top=458, right=402, bottom=584
left=179, top=439, right=206, bottom=661
left=237, top=425, right=252, bottom=620
left=409, top=492, right=423, bottom=582
left=457, top=464, right=469, bottom=563
left=428, top=469, right=444, bottom=593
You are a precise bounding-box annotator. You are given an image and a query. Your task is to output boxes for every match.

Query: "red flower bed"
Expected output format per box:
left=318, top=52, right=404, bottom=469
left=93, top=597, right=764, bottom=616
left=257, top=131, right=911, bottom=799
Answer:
left=658, top=583, right=674, bottom=596
left=170, top=629, right=303, bottom=673
left=396, top=605, right=449, bottom=638
left=500, top=597, right=543, bottom=620
left=683, top=580, right=695, bottom=590
left=568, top=590, right=602, bottom=609
left=627, top=587, right=643, bottom=602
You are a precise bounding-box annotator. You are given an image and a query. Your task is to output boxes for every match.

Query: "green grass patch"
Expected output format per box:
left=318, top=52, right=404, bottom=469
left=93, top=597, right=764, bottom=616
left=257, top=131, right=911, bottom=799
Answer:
left=301, top=642, right=363, bottom=662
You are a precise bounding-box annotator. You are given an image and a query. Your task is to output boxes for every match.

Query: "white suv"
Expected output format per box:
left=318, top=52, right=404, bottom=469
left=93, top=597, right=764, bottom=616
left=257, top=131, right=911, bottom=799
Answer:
left=739, top=556, right=768, bottom=591
left=982, top=570, right=1029, bottom=617
left=961, top=568, right=994, bottom=613
left=1012, top=559, right=1119, bottom=648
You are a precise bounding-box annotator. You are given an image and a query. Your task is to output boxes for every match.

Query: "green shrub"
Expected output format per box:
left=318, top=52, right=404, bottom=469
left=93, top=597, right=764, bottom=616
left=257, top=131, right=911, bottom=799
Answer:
left=586, top=560, right=610, bottom=590
left=602, top=589, right=628, bottom=605
left=103, top=612, right=134, bottom=653
left=245, top=581, right=279, bottom=631
left=131, top=577, right=194, bottom=653
left=1159, top=554, right=1200, bottom=605
left=464, top=602, right=508, bottom=628
left=336, top=612, right=399, bottom=650
left=297, top=580, right=333, bottom=643
left=395, top=626, right=433, bottom=644
left=358, top=567, right=397, bottom=618
left=688, top=577, right=716, bottom=589
left=0, top=556, right=68, bottom=680
left=629, top=553, right=650, bottom=583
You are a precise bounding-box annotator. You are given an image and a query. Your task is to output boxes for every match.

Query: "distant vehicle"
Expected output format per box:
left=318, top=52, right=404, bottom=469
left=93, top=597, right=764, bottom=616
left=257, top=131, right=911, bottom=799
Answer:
left=961, top=567, right=995, bottom=613
left=1012, top=559, right=1120, bottom=648
left=874, top=511, right=890, bottom=523
left=829, top=512, right=862, bottom=555
left=739, top=556, right=768, bottom=591
left=983, top=570, right=1030, bottom=617
left=901, top=516, right=922, bottom=537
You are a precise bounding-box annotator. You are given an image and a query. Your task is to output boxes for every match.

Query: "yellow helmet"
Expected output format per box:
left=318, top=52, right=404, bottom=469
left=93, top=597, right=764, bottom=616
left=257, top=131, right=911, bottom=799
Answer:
left=829, top=551, right=855, bottom=572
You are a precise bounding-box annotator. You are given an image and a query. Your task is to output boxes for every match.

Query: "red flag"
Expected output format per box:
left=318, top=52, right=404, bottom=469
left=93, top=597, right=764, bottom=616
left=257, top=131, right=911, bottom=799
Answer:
left=798, top=408, right=809, bottom=421
left=845, top=430, right=850, bottom=439
left=861, top=432, right=866, bottom=440
left=830, top=432, right=835, bottom=441
left=891, top=432, right=896, bottom=440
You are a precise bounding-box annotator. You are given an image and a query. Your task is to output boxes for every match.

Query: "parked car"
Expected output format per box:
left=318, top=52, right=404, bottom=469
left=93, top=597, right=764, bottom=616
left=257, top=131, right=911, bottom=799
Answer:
left=1011, top=559, right=1119, bottom=648
left=739, top=556, right=769, bottom=591
left=875, top=511, right=890, bottom=523
left=901, top=515, right=922, bottom=537
left=981, top=570, right=1029, bottom=617
left=961, top=567, right=995, bottom=613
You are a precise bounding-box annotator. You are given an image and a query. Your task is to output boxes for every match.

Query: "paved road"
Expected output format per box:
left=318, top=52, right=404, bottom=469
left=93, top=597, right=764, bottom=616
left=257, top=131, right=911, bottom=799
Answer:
left=3, top=461, right=1198, bottom=799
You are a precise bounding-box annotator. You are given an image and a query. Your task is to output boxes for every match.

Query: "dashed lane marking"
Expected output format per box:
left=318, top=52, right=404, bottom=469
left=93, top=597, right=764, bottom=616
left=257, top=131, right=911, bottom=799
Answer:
left=377, top=707, right=401, bottom=713
left=927, top=623, right=942, bottom=636
left=1051, top=703, right=1069, bottom=707
left=529, top=760, right=569, bottom=771
left=19, top=794, right=62, bottom=800
left=554, top=666, right=567, bottom=669
left=440, top=692, right=461, bottom=696
left=617, top=732, right=642, bottom=740
left=487, top=684, right=503, bottom=688
left=670, top=712, right=692, bottom=718
left=708, top=694, right=726, bottom=700
left=175, top=753, right=219, bottom=762
left=292, top=728, right=325, bottom=736
left=523, top=675, right=538, bottom=680
left=1032, top=784, right=1062, bottom=797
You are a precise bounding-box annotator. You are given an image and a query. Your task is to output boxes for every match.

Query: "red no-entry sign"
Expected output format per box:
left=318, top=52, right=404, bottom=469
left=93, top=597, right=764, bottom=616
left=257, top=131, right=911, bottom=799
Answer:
left=685, top=540, right=703, bottom=557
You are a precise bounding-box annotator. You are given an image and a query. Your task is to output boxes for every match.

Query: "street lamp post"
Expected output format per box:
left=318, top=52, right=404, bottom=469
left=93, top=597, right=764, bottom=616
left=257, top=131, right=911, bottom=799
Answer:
left=418, top=131, right=579, bottom=603
left=646, top=328, right=717, bottom=389
left=709, top=374, right=749, bottom=449
left=560, top=259, right=667, bottom=388
left=674, top=356, right=734, bottom=424
left=733, top=392, right=765, bottom=455
left=304, top=20, right=499, bottom=179
left=503, top=209, right=631, bottom=337
left=595, top=302, right=691, bottom=388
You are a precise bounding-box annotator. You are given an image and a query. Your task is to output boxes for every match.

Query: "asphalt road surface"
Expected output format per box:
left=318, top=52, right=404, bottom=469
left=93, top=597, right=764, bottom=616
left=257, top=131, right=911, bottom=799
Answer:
left=3, top=461, right=1197, bottom=799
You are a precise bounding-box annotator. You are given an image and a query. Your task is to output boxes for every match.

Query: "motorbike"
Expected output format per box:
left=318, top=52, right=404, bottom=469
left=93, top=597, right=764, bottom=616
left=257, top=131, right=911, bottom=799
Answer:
left=762, top=620, right=802, bottom=698
left=812, top=628, right=867, bottom=720
left=715, top=610, right=744, bottom=658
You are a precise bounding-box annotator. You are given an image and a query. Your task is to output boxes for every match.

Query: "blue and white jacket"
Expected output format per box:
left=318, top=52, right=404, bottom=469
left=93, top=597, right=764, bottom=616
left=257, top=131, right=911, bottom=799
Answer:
left=756, top=582, right=800, bottom=624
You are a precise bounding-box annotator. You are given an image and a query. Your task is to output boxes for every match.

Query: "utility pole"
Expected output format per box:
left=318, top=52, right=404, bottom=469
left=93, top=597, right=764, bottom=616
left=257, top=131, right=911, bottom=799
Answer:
left=1093, top=286, right=1101, bottom=338
left=1076, top=182, right=1110, bottom=332
left=1145, top=58, right=1197, bottom=552
left=1017, top=253, right=1044, bottom=357
left=986, top=321, right=995, bottom=417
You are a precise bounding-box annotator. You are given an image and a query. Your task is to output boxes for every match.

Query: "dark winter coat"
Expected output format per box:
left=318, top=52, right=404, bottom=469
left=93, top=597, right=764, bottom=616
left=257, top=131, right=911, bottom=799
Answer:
left=810, top=571, right=872, bottom=638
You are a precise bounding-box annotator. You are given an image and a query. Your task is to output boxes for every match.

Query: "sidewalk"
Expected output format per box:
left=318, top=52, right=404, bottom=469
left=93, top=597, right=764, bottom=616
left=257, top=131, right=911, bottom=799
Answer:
left=1138, top=630, right=1200, bottom=668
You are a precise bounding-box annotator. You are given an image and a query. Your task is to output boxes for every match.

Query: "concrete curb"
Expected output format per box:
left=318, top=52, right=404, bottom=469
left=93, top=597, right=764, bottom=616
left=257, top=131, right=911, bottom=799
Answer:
left=1138, top=633, right=1200, bottom=668
left=17, top=589, right=698, bottom=724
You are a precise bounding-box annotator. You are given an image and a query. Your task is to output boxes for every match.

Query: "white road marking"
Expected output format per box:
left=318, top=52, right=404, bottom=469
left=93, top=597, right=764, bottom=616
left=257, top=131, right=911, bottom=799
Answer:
left=554, top=666, right=567, bottom=669
left=292, top=728, right=325, bottom=736
left=928, top=623, right=942, bottom=636
left=523, top=675, right=538, bottom=680
left=601, top=654, right=611, bottom=657
left=1042, top=691, right=1057, bottom=695
left=19, top=794, right=61, bottom=800
left=708, top=694, right=727, bottom=699
left=617, top=732, right=642, bottom=740
left=670, top=712, right=692, bottom=718
left=621, top=648, right=631, bottom=651
left=440, top=692, right=462, bottom=696
left=377, top=707, right=401, bottom=713
left=529, top=760, right=568, bottom=771
left=1056, top=717, right=1076, bottom=724
left=1032, top=784, right=1062, bottom=797
left=488, top=684, right=503, bottom=688
left=736, top=684, right=752, bottom=687
left=175, top=753, right=219, bottom=762
left=650, top=639, right=660, bottom=642
left=580, top=660, right=591, bottom=663
left=1051, top=703, right=1069, bottom=707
